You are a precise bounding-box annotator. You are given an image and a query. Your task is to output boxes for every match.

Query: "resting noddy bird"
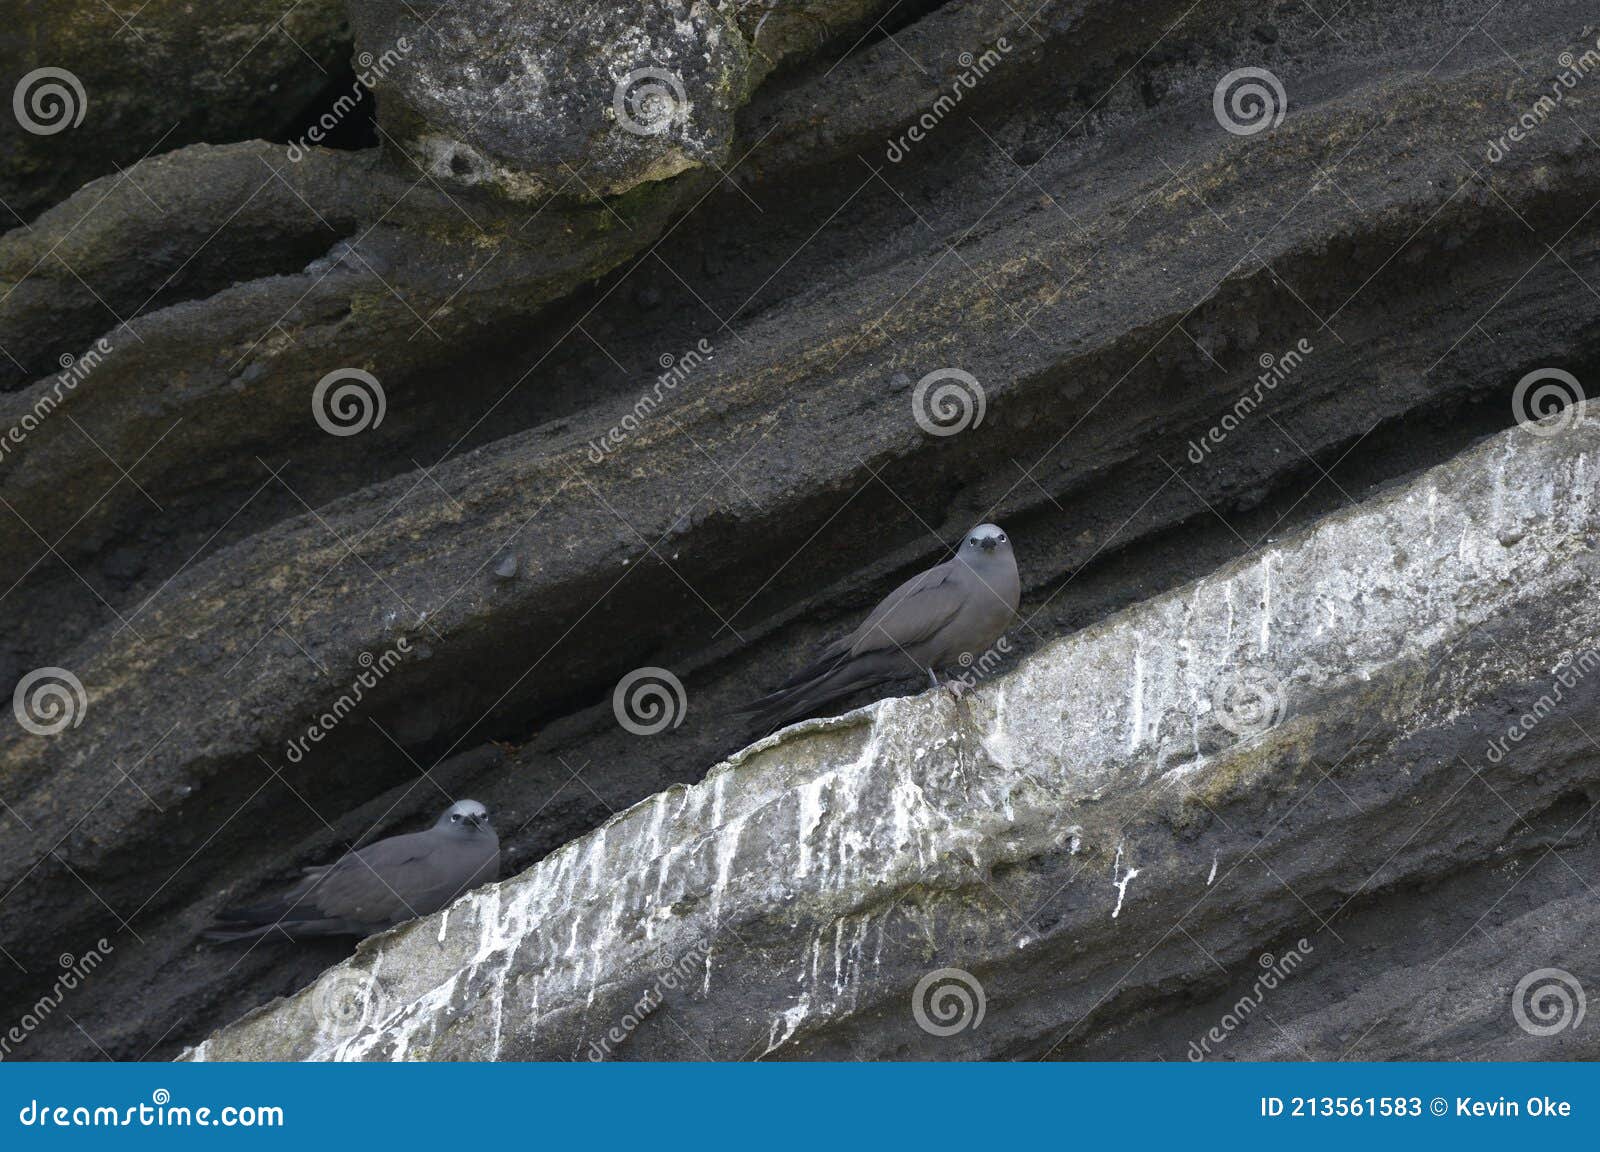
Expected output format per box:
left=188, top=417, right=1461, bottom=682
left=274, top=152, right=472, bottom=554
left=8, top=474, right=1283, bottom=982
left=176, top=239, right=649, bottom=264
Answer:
left=204, top=799, right=499, bottom=942
left=742, top=523, right=1019, bottom=729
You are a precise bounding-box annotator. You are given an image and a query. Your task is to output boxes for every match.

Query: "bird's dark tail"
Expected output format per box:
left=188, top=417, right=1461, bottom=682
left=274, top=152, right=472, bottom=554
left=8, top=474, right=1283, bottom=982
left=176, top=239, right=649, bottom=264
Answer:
left=202, top=909, right=369, bottom=942
left=200, top=923, right=278, bottom=943
left=202, top=886, right=329, bottom=943
left=737, top=650, right=906, bottom=731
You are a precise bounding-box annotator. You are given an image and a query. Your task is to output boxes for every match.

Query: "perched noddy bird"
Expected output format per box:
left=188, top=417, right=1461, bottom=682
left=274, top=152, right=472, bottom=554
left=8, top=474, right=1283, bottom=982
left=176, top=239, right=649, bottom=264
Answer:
left=204, top=799, right=500, bottom=942
left=742, top=523, right=1019, bottom=730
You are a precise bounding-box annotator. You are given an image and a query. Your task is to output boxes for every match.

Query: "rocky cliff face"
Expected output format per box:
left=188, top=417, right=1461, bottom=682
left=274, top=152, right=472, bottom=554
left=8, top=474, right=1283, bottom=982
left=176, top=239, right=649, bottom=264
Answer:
left=188, top=417, right=1600, bottom=1060
left=2, top=0, right=1599, bottom=1060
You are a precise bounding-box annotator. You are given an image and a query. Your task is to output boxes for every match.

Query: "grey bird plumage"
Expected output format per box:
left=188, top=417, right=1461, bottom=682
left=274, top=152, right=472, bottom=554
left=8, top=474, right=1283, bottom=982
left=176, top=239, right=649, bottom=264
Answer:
left=204, top=799, right=500, bottom=942
left=742, top=523, right=1019, bottom=729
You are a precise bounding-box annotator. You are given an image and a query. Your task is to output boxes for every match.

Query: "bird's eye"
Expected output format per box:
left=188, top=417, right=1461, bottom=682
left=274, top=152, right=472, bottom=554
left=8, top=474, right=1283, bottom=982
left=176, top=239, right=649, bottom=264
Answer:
left=999, top=534, right=1007, bottom=542
left=451, top=814, right=461, bottom=821
left=969, top=538, right=977, bottom=545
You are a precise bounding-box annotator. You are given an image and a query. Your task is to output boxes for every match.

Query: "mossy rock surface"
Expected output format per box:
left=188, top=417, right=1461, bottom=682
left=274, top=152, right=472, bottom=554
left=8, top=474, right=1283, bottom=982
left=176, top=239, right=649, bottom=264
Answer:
left=0, top=0, right=351, bottom=226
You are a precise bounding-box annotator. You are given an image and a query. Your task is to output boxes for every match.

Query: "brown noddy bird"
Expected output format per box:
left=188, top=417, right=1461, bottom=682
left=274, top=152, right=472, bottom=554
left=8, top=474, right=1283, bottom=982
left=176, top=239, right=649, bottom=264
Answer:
left=741, top=523, right=1019, bottom=730
left=204, top=799, right=499, bottom=941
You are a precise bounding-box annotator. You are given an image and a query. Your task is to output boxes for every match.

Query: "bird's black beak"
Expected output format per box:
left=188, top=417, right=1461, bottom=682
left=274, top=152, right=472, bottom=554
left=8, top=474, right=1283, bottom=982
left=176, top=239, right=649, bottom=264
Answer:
left=980, top=537, right=997, bottom=551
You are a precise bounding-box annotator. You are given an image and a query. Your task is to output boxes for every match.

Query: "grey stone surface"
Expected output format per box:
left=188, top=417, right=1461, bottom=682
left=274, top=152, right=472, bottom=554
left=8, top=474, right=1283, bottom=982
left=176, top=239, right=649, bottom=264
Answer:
left=347, top=0, right=751, bottom=199
left=0, top=0, right=350, bottom=227
left=188, top=414, right=1600, bottom=1059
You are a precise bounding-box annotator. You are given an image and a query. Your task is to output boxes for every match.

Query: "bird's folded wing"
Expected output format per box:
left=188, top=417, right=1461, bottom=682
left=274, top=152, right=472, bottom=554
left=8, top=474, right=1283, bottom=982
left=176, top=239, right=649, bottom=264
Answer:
left=847, top=567, right=966, bottom=658
left=308, top=832, right=442, bottom=923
